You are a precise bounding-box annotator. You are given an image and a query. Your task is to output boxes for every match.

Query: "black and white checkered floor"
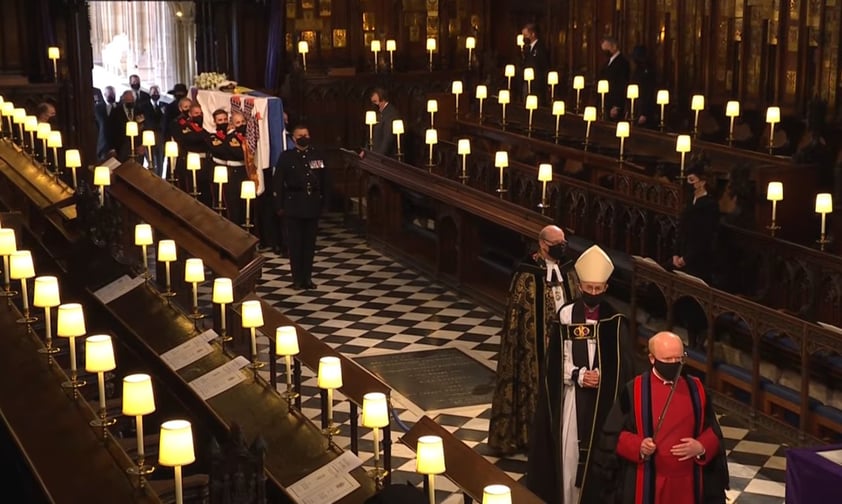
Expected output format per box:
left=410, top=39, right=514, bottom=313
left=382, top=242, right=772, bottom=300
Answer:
left=231, top=214, right=787, bottom=503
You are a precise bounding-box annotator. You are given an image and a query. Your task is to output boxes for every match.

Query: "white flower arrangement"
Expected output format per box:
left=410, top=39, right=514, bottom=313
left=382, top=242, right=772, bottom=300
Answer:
left=194, top=72, right=228, bottom=90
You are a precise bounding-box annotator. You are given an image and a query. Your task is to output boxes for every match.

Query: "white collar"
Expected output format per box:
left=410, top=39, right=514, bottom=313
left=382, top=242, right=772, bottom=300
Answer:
left=545, top=258, right=562, bottom=283
left=529, top=39, right=538, bottom=51
left=609, top=51, right=620, bottom=65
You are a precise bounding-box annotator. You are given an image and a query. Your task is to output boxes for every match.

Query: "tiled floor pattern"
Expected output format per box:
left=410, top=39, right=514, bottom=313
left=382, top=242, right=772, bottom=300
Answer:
left=207, top=214, right=788, bottom=503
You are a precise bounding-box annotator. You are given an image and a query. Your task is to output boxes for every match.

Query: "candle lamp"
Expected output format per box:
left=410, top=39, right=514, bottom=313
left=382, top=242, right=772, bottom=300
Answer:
left=547, top=71, right=559, bottom=101
left=362, top=392, right=390, bottom=487
left=572, top=75, right=585, bottom=114
left=10, top=250, right=38, bottom=330
left=0, top=99, right=10, bottom=139
left=65, top=149, right=81, bottom=190
left=816, top=193, right=833, bottom=251
left=766, top=106, right=781, bottom=155
left=47, top=130, right=62, bottom=176
left=597, top=80, right=609, bottom=119
left=24, top=115, right=37, bottom=156
left=516, top=33, right=524, bottom=49
left=465, top=36, right=476, bottom=69
left=370, top=39, right=381, bottom=71
left=241, top=180, right=256, bottom=230
left=537, top=163, right=553, bottom=213
left=626, top=84, right=639, bottom=121
left=123, top=374, right=156, bottom=483
left=298, top=41, right=309, bottom=72
left=241, top=299, right=265, bottom=376
left=416, top=435, right=446, bottom=504
left=583, top=106, right=597, bottom=148
left=676, top=135, right=692, bottom=179
left=213, top=165, right=228, bottom=215
left=157, top=239, right=177, bottom=300
left=616, top=121, right=630, bottom=161
left=57, top=303, right=87, bottom=397
left=426, top=37, right=436, bottom=71
left=212, top=277, right=234, bottom=346
left=36, top=122, right=50, bottom=164
left=483, top=485, right=512, bottom=504
left=504, top=64, right=516, bottom=91
left=85, top=334, right=117, bottom=439
left=457, top=138, right=471, bottom=182
left=552, top=100, right=565, bottom=141
left=725, top=100, right=740, bottom=146
left=94, top=165, right=110, bottom=206
left=125, top=121, right=139, bottom=159
left=12, top=108, right=25, bottom=146
left=691, top=94, right=705, bottom=137
left=186, top=152, right=201, bottom=197
left=184, top=258, right=206, bottom=329
left=452, top=80, right=463, bottom=118
left=318, top=356, right=343, bottom=445
left=656, top=89, right=669, bottom=131
left=766, top=182, right=783, bottom=236
left=33, top=276, right=61, bottom=362
left=523, top=67, right=535, bottom=95
left=386, top=39, right=396, bottom=70
left=135, top=224, right=153, bottom=280
left=498, top=90, right=510, bottom=127
left=494, top=151, right=508, bottom=196
left=48, top=46, right=60, bottom=79
left=427, top=99, right=438, bottom=128
left=275, top=326, right=300, bottom=406
left=476, top=85, right=487, bottom=123
left=142, top=130, right=156, bottom=172
left=365, top=110, right=377, bottom=150
left=158, top=419, right=195, bottom=504
left=424, top=129, right=437, bottom=170
left=392, top=119, right=404, bottom=159
left=0, top=228, right=19, bottom=302
left=525, top=94, right=538, bottom=134
left=165, top=140, right=179, bottom=184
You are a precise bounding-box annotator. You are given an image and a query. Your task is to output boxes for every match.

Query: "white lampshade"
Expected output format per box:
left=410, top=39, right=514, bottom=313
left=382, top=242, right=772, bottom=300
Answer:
left=626, top=84, right=639, bottom=100
left=47, top=130, right=62, bottom=148
left=24, top=115, right=38, bottom=132
left=691, top=94, right=705, bottom=111
left=391, top=119, right=404, bottom=135
left=386, top=39, right=397, bottom=52
left=275, top=326, right=300, bottom=356
left=766, top=106, right=781, bottom=124
left=616, top=121, right=630, bottom=138
left=9, top=250, right=35, bottom=279
left=465, top=36, right=476, bottom=50
left=85, top=334, right=116, bottom=372
left=65, top=149, right=81, bottom=168
left=494, top=151, right=508, bottom=168
left=184, top=258, right=205, bottom=283
left=125, top=121, right=139, bottom=138
left=583, top=106, right=597, bottom=122
left=475, top=85, right=488, bottom=99
left=213, top=165, right=228, bottom=184
left=516, top=34, right=524, bottom=47
left=47, top=46, right=60, bottom=60
left=36, top=122, right=51, bottom=140
left=165, top=140, right=179, bottom=158
left=425, top=128, right=438, bottom=145
left=427, top=99, right=438, bottom=113
left=816, top=193, right=833, bottom=214
left=12, top=108, right=25, bottom=124
left=416, top=435, right=446, bottom=474
left=297, top=41, right=309, bottom=54
left=157, top=239, right=177, bottom=262
left=572, top=75, right=585, bottom=90
left=538, top=163, right=553, bottom=182
left=240, top=180, right=256, bottom=199
left=33, top=276, right=60, bottom=308
left=362, top=392, right=389, bottom=428
left=186, top=152, right=201, bottom=171
left=597, top=80, right=609, bottom=94
left=547, top=71, right=559, bottom=85
left=158, top=419, right=195, bottom=467
left=451, top=80, right=463, bottom=95
left=122, top=373, right=156, bottom=416
left=212, top=277, right=233, bottom=304
left=676, top=134, right=692, bottom=153
left=552, top=100, right=565, bottom=116
left=365, top=110, right=378, bottom=126
left=370, top=39, right=381, bottom=53
left=725, top=100, right=740, bottom=117
left=656, top=89, right=670, bottom=105
left=766, top=182, right=783, bottom=202
left=56, top=303, right=86, bottom=337
left=0, top=102, right=13, bottom=116
left=93, top=165, right=111, bottom=186
left=504, top=64, right=516, bottom=78
left=426, top=38, right=437, bottom=51
left=482, top=485, right=512, bottom=504
left=525, top=95, right=538, bottom=111
left=142, top=130, right=156, bottom=147
left=134, top=224, right=153, bottom=246
left=241, top=299, right=263, bottom=328
left=498, top=90, right=511, bottom=105
left=0, top=228, right=17, bottom=255
left=317, top=356, right=343, bottom=389
left=523, top=67, right=535, bottom=82
left=457, top=139, right=471, bottom=155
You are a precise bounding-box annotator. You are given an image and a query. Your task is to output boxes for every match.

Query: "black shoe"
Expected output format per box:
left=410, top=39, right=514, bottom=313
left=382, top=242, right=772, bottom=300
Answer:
left=257, top=244, right=271, bottom=253
left=292, top=282, right=305, bottom=290
left=305, top=280, right=316, bottom=289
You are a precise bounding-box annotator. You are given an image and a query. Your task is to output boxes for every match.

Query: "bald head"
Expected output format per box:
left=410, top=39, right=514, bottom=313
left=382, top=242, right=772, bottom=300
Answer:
left=648, top=331, right=684, bottom=361
left=538, top=225, right=567, bottom=262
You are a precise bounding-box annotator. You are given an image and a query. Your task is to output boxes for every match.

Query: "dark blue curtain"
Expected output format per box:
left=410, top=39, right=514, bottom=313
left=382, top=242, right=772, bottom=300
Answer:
left=263, top=0, right=285, bottom=91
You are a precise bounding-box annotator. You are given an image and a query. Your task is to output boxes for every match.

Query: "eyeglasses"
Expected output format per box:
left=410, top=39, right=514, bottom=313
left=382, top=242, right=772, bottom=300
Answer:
left=543, top=238, right=568, bottom=248
left=660, top=352, right=688, bottom=364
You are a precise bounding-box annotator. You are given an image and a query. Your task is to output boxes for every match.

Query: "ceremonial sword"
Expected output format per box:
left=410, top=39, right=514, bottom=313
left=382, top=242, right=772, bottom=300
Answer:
left=653, top=359, right=685, bottom=441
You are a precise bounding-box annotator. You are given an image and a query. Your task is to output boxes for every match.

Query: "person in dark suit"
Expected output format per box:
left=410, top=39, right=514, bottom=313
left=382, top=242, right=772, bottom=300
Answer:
left=521, top=22, right=550, bottom=105
left=599, top=36, right=631, bottom=121
left=129, top=74, right=151, bottom=106
left=369, top=88, right=399, bottom=156
left=629, top=45, right=656, bottom=128
left=141, top=85, right=166, bottom=175
left=95, top=86, right=117, bottom=160
left=163, top=83, right=189, bottom=141
left=273, top=124, right=328, bottom=290
left=172, top=103, right=213, bottom=207
left=105, top=90, right=139, bottom=162
left=673, top=162, right=719, bottom=284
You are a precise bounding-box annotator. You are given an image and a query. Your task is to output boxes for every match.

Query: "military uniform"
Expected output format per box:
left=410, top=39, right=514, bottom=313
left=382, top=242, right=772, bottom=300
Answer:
left=210, top=128, right=249, bottom=226
left=171, top=116, right=213, bottom=207
left=273, top=145, right=327, bottom=289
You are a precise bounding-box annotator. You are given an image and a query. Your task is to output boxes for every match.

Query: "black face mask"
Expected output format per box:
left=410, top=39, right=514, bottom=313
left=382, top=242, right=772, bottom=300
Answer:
left=653, top=359, right=682, bottom=381
left=547, top=243, right=567, bottom=262
left=130, top=83, right=141, bottom=91
left=235, top=125, right=246, bottom=135
left=124, top=102, right=134, bottom=110
left=296, top=137, right=311, bottom=148
left=216, top=123, right=228, bottom=132
left=603, top=50, right=613, bottom=57
left=151, top=95, right=160, bottom=102
left=522, top=37, right=531, bottom=45
left=581, top=292, right=604, bottom=307
left=192, top=115, right=203, bottom=125
left=105, top=96, right=116, bottom=103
